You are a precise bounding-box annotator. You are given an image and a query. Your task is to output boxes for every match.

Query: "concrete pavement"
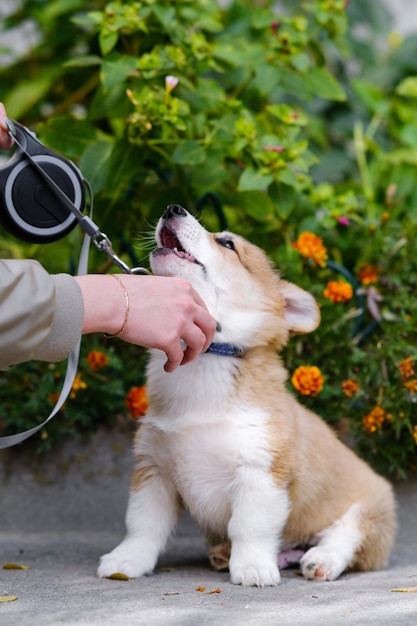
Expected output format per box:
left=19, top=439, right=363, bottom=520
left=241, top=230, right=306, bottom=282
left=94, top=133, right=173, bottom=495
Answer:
left=1, top=427, right=417, bottom=625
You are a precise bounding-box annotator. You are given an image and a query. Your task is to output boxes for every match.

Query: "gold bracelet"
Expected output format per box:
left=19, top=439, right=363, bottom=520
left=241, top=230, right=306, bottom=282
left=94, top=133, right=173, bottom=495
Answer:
left=103, top=275, right=130, bottom=339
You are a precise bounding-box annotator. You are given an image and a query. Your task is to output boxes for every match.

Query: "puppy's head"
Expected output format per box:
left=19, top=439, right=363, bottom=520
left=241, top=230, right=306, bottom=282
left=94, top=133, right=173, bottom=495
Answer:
left=151, top=205, right=319, bottom=351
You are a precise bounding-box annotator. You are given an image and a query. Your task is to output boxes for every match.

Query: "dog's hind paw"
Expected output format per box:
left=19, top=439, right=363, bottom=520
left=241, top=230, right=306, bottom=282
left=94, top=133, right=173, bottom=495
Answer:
left=300, top=547, right=346, bottom=581
left=208, top=542, right=231, bottom=571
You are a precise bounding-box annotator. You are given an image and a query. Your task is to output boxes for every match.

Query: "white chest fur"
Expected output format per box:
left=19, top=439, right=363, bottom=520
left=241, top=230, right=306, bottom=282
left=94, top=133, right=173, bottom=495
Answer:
left=136, top=352, right=274, bottom=535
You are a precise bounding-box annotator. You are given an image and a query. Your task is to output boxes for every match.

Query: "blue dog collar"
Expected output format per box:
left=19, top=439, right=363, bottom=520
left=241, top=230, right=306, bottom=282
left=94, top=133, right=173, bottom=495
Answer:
left=205, top=342, right=243, bottom=357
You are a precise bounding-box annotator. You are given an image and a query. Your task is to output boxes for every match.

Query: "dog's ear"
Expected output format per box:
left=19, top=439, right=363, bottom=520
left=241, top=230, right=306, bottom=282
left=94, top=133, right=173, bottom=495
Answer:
left=279, top=280, right=320, bottom=334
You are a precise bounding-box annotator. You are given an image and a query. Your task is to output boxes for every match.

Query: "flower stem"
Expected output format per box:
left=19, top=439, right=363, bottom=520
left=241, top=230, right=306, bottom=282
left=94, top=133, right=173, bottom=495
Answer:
left=354, top=120, right=375, bottom=214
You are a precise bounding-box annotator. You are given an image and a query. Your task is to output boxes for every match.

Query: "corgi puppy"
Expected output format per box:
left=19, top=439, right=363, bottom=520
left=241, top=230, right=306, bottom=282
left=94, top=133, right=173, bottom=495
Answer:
left=98, top=205, right=396, bottom=586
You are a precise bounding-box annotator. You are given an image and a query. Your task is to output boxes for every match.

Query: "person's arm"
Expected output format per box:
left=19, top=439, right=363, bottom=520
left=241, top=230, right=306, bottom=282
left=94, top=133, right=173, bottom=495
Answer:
left=0, top=261, right=216, bottom=371
left=74, top=273, right=216, bottom=372
left=0, top=259, right=83, bottom=369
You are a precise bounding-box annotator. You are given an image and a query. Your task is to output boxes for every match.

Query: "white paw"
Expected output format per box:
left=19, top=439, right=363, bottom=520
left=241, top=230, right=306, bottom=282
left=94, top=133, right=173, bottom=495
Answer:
left=97, top=540, right=157, bottom=579
left=229, top=558, right=281, bottom=587
left=300, top=546, right=345, bottom=581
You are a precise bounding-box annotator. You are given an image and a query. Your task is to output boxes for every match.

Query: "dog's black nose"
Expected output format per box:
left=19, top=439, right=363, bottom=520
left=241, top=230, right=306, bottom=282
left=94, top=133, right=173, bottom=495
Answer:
left=163, top=204, right=187, bottom=220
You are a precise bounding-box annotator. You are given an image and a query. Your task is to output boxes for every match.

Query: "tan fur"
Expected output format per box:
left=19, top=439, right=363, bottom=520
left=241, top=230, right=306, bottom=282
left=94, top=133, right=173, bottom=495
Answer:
left=232, top=342, right=396, bottom=571
left=130, top=458, right=155, bottom=492
left=214, top=237, right=396, bottom=573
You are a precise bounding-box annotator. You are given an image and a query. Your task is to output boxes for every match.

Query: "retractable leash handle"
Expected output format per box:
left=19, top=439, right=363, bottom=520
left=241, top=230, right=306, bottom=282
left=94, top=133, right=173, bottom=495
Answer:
left=2, top=119, right=150, bottom=276
left=0, top=120, right=150, bottom=450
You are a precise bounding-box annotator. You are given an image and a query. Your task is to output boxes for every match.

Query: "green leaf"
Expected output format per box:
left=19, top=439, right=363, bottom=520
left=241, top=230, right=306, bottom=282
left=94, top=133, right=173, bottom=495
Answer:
left=396, top=76, right=417, bottom=98
left=151, top=5, right=176, bottom=30
left=379, top=148, right=417, bottom=165
left=303, top=67, right=346, bottom=102
left=189, top=153, right=230, bottom=190
left=42, top=0, right=85, bottom=19
left=212, top=41, right=265, bottom=68
left=99, top=29, right=119, bottom=56
left=290, top=52, right=310, bottom=73
left=64, top=55, right=102, bottom=68
left=183, top=78, right=225, bottom=113
left=279, top=67, right=312, bottom=100
left=398, top=123, right=417, bottom=148
left=104, top=140, right=146, bottom=201
left=269, top=183, right=296, bottom=219
left=172, top=141, right=206, bottom=166
left=101, top=54, right=137, bottom=91
left=267, top=104, right=308, bottom=126
left=71, top=12, right=102, bottom=30
left=352, top=79, right=387, bottom=114
left=238, top=168, right=273, bottom=191
left=3, top=74, right=56, bottom=118
left=79, top=140, right=113, bottom=194
left=277, top=167, right=300, bottom=188
left=250, top=64, right=281, bottom=97
left=231, top=190, right=275, bottom=221
left=38, top=117, right=98, bottom=159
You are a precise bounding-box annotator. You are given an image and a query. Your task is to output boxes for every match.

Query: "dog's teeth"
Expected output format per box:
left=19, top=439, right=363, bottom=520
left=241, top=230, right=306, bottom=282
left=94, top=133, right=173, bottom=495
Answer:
left=174, top=247, right=196, bottom=263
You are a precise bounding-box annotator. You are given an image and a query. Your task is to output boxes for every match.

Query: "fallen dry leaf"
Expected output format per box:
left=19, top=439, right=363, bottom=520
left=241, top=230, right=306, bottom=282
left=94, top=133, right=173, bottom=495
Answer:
left=163, top=591, right=179, bottom=595
left=195, top=586, right=221, bottom=594
left=107, top=572, right=130, bottom=581
left=2, top=563, right=29, bottom=570
left=0, top=596, right=18, bottom=602
left=391, top=587, right=417, bottom=593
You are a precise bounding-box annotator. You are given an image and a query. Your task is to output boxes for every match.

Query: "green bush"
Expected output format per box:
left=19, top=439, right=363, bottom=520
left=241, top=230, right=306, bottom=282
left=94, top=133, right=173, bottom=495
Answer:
left=0, top=0, right=416, bottom=477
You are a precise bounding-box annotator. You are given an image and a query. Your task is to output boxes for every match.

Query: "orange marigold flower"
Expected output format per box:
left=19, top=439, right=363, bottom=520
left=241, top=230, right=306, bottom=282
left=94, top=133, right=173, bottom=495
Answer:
left=358, top=265, right=379, bottom=285
left=47, top=392, right=66, bottom=410
left=362, top=406, right=390, bottom=433
left=403, top=379, right=417, bottom=395
left=323, top=280, right=353, bottom=303
left=341, top=378, right=360, bottom=398
left=126, top=386, right=149, bottom=418
left=293, top=232, right=328, bottom=268
left=291, top=365, right=324, bottom=397
left=398, top=356, right=415, bottom=380
left=413, top=426, right=417, bottom=445
left=87, top=350, right=109, bottom=371
left=70, top=373, right=87, bottom=399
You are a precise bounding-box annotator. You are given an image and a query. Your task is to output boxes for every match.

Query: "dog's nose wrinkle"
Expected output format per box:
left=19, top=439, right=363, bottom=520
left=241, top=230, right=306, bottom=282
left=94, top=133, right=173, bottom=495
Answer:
left=164, top=204, right=187, bottom=219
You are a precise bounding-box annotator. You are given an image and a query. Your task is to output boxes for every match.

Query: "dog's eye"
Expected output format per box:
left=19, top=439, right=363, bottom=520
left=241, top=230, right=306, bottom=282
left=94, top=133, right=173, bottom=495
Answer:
left=216, top=237, right=236, bottom=251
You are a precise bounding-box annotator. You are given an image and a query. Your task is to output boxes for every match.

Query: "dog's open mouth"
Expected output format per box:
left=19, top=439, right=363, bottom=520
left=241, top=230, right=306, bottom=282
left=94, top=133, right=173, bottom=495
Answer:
left=156, top=224, right=203, bottom=266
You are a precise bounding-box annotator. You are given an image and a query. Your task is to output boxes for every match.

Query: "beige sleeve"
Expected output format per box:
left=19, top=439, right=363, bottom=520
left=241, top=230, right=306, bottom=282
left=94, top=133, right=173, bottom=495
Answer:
left=0, top=260, right=84, bottom=369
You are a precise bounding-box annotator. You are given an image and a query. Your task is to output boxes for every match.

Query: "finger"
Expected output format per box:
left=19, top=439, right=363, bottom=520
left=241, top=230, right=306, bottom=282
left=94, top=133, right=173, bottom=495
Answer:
left=180, top=327, right=207, bottom=366
left=193, top=309, right=217, bottom=352
left=0, top=104, right=14, bottom=149
left=0, top=102, right=7, bottom=124
left=163, top=341, right=186, bottom=373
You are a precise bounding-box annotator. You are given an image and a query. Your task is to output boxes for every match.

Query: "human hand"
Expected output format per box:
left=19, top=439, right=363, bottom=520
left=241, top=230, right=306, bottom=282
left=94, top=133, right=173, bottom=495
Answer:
left=0, top=103, right=14, bottom=150
left=75, top=274, right=217, bottom=372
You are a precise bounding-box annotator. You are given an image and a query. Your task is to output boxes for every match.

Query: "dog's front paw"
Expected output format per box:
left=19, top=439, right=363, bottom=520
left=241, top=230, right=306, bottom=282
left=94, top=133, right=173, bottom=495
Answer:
left=300, top=546, right=345, bottom=582
left=229, top=558, right=281, bottom=587
left=97, top=540, right=157, bottom=579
